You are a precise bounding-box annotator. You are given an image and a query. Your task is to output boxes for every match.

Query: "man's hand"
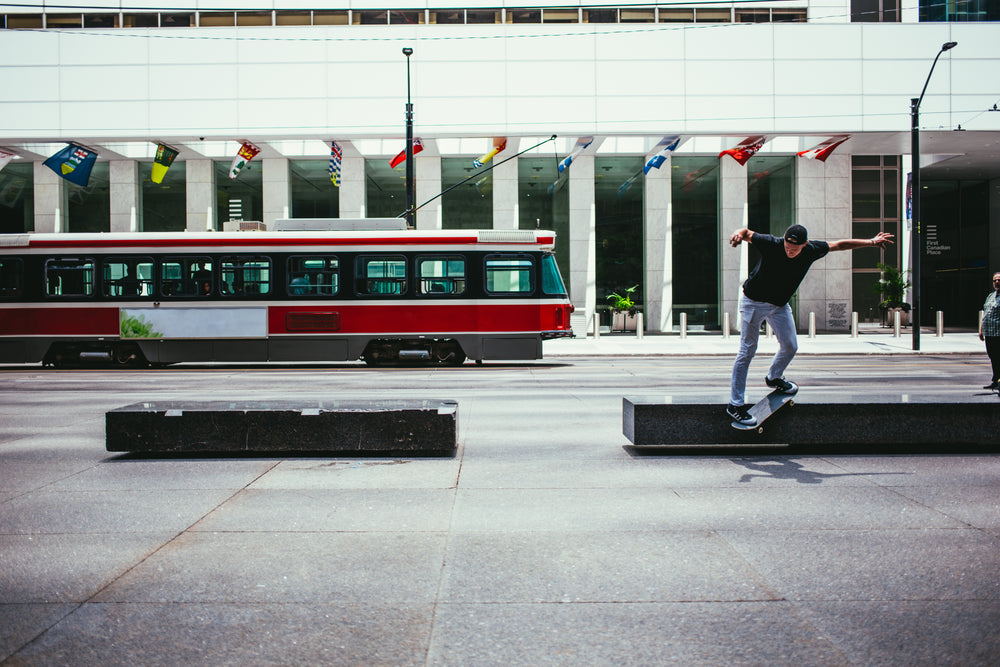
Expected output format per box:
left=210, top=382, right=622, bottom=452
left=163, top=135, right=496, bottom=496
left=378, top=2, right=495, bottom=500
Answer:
left=872, top=231, right=894, bottom=249
left=729, top=228, right=750, bottom=248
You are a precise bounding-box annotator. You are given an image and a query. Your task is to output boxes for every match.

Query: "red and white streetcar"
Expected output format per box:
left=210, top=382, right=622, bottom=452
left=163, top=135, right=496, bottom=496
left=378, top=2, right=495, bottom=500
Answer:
left=0, top=223, right=574, bottom=366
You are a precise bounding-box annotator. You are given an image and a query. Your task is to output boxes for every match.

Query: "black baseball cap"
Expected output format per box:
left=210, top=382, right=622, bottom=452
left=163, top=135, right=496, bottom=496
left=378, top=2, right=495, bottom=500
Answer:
left=784, top=225, right=808, bottom=244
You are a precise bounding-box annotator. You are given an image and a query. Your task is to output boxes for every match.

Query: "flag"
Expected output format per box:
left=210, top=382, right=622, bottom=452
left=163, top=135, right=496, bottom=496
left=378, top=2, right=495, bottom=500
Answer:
left=150, top=143, right=179, bottom=184
left=473, top=137, right=507, bottom=169
left=617, top=173, right=639, bottom=198
left=44, top=143, right=98, bottom=187
left=229, top=141, right=260, bottom=179
left=643, top=135, right=681, bottom=174
left=719, top=136, right=766, bottom=166
left=390, top=137, right=423, bottom=169
left=558, top=137, right=594, bottom=173
left=0, top=149, right=14, bottom=173
left=797, top=135, right=849, bottom=162
left=329, top=141, right=343, bottom=186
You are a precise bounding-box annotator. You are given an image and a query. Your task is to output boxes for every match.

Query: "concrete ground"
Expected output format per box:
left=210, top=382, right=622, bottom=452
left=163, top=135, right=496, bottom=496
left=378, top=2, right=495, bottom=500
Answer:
left=1, top=334, right=998, bottom=666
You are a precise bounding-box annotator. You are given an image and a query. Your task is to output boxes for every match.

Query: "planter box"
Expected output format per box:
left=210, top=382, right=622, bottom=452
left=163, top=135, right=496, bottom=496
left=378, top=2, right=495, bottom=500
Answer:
left=611, top=311, right=639, bottom=332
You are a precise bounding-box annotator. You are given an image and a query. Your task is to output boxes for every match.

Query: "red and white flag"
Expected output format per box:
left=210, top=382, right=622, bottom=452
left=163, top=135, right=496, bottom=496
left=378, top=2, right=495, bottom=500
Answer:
left=390, top=138, right=424, bottom=169
left=797, top=136, right=850, bottom=162
left=229, top=141, right=261, bottom=179
left=719, top=136, right=766, bottom=166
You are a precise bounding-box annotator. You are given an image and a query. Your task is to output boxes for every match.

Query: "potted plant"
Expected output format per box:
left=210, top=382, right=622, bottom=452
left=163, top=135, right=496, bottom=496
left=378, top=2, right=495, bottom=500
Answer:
left=606, top=285, right=640, bottom=332
left=873, top=262, right=911, bottom=327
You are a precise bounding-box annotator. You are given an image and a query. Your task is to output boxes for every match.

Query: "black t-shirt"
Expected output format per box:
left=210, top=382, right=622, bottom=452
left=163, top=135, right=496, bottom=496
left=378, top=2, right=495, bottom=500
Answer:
left=742, top=232, right=830, bottom=306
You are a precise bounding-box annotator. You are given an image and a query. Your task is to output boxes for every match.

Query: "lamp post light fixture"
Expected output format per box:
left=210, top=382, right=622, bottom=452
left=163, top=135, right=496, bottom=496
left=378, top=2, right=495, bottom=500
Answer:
left=910, top=40, right=957, bottom=351
left=402, top=47, right=415, bottom=228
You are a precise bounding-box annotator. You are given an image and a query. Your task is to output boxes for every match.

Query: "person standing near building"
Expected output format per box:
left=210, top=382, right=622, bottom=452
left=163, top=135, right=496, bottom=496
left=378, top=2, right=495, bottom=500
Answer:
left=979, top=271, right=1000, bottom=390
left=726, top=224, right=895, bottom=426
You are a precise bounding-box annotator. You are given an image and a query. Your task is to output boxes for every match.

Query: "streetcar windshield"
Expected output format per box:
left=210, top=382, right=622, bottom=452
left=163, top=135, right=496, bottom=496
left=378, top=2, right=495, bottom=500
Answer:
left=541, top=254, right=567, bottom=296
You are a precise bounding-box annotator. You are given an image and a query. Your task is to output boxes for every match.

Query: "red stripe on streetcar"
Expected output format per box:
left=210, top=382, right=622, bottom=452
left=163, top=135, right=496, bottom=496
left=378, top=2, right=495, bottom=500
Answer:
left=0, top=307, right=120, bottom=336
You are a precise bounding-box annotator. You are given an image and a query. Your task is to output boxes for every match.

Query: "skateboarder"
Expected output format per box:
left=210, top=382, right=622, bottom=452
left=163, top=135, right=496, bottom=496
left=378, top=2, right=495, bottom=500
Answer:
left=727, top=224, right=894, bottom=426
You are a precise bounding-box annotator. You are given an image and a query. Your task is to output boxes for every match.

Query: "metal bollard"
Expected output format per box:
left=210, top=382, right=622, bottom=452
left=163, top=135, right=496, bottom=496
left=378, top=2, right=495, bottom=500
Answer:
left=593, top=312, right=600, bottom=340
left=766, top=322, right=773, bottom=339
left=936, top=311, right=943, bottom=337
left=722, top=312, right=730, bottom=340
left=851, top=312, right=858, bottom=338
left=808, top=312, right=816, bottom=339
left=636, top=312, right=644, bottom=340
left=893, top=309, right=901, bottom=337
left=679, top=312, right=687, bottom=339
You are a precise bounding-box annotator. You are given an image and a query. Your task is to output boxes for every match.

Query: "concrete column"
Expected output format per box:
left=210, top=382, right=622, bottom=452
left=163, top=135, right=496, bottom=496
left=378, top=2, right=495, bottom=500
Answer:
left=644, top=162, right=672, bottom=333
left=492, top=151, right=518, bottom=230
left=719, top=157, right=748, bottom=333
left=339, top=156, right=365, bottom=218
left=109, top=160, right=140, bottom=233
left=796, top=154, right=852, bottom=331
left=262, top=158, right=290, bottom=226
left=416, top=154, right=441, bottom=230
left=568, top=155, right=596, bottom=326
left=33, top=161, right=67, bottom=233
left=185, top=159, right=216, bottom=231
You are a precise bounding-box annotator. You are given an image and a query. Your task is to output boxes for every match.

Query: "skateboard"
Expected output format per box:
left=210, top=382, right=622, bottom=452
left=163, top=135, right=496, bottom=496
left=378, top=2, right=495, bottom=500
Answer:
left=731, top=389, right=794, bottom=433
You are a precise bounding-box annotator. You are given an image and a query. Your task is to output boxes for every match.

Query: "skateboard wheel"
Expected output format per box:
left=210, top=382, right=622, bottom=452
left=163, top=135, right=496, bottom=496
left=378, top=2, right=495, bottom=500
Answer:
left=756, top=426, right=764, bottom=434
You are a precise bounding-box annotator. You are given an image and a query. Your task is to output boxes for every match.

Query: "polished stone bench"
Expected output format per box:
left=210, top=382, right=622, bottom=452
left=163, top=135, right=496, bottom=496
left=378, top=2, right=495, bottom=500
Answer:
left=106, top=399, right=458, bottom=455
left=623, top=394, right=1000, bottom=451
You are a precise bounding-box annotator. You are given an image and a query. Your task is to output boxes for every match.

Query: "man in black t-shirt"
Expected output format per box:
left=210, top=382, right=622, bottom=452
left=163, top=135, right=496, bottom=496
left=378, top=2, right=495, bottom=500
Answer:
left=727, top=224, right=894, bottom=426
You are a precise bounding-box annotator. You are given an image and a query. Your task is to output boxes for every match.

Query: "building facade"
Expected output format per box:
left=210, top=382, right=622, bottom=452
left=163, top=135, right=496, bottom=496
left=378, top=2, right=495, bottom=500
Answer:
left=1, top=1, right=999, bottom=332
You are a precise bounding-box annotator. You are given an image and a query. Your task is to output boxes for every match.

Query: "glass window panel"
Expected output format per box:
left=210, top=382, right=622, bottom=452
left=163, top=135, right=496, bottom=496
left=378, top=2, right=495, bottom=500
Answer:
left=67, top=162, right=110, bottom=233
left=853, top=272, right=883, bottom=323
left=772, top=9, right=808, bottom=22
left=365, top=159, right=406, bottom=219
left=0, top=161, right=34, bottom=234
left=199, top=12, right=235, bottom=26
left=430, top=10, right=464, bottom=24
left=519, top=156, right=569, bottom=294
left=418, top=256, right=466, bottom=295
left=103, top=257, right=154, bottom=297
left=161, top=13, right=193, bottom=27
left=390, top=10, right=423, bottom=24
left=7, top=14, right=44, bottom=28
left=543, top=9, right=578, bottom=23
left=161, top=256, right=213, bottom=297
left=659, top=9, right=693, bottom=22
left=737, top=9, right=771, bottom=22
left=672, top=157, right=719, bottom=326
left=276, top=11, right=311, bottom=25
left=596, top=156, right=644, bottom=325
left=221, top=256, right=270, bottom=296
left=46, top=14, right=82, bottom=28
left=288, top=255, right=339, bottom=296
left=466, top=10, right=500, bottom=23
left=852, top=170, right=881, bottom=219
left=237, top=11, right=272, bottom=26
left=851, top=0, right=882, bottom=21
left=442, top=157, right=492, bottom=230
left=585, top=9, right=617, bottom=22
left=486, top=256, right=533, bottom=293
left=541, top=254, right=567, bottom=296
left=140, top=161, right=185, bottom=232
left=883, top=169, right=899, bottom=219
left=0, top=258, right=24, bottom=298
left=509, top=10, right=541, bottom=23
left=123, top=13, right=158, bottom=27
left=746, top=155, right=795, bottom=237
left=215, top=160, right=262, bottom=230
left=313, top=11, right=348, bottom=25
left=695, top=9, right=731, bottom=22
left=357, top=256, right=406, bottom=295
left=45, top=258, right=94, bottom=297
left=355, top=11, right=387, bottom=25
left=620, top=9, right=654, bottom=22
left=84, top=14, right=118, bottom=28
left=291, top=160, right=340, bottom=218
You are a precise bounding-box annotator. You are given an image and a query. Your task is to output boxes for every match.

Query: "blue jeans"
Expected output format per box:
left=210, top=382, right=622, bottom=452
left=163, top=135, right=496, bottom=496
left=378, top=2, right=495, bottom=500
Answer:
left=729, top=296, right=798, bottom=406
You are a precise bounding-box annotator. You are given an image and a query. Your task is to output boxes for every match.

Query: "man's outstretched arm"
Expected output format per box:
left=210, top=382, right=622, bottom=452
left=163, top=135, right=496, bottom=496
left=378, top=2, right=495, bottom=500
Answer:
left=729, top=228, right=754, bottom=247
left=828, top=231, right=894, bottom=252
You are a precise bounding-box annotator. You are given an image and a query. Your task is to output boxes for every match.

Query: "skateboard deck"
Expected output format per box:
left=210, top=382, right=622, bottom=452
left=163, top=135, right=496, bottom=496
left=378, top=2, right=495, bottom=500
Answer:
left=731, top=389, right=794, bottom=433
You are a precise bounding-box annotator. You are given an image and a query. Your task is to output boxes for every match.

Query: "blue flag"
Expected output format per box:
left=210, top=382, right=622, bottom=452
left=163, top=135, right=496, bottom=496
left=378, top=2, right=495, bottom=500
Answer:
left=44, top=143, right=98, bottom=187
left=643, top=135, right=681, bottom=174
left=557, top=137, right=594, bottom=174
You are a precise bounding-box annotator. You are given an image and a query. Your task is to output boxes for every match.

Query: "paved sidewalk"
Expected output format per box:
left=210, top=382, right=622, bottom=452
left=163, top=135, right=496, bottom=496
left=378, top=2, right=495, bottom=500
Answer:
left=545, top=327, right=985, bottom=357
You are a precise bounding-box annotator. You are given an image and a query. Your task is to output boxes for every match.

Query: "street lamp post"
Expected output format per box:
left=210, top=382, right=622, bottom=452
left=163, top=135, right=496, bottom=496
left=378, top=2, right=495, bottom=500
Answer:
left=910, top=40, right=957, bottom=351
left=402, top=47, right=415, bottom=228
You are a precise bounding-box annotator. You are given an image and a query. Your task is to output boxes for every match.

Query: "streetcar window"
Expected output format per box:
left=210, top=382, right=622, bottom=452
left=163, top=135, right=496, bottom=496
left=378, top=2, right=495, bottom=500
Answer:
left=103, top=257, right=154, bottom=298
left=45, top=258, right=95, bottom=297
left=541, top=254, right=568, bottom=296
left=356, top=256, right=406, bottom=295
left=160, top=256, right=213, bottom=297
left=221, top=256, right=271, bottom=296
left=485, top=256, right=534, bottom=294
left=287, top=255, right=339, bottom=296
left=418, top=256, right=465, bottom=295
left=0, top=258, right=23, bottom=299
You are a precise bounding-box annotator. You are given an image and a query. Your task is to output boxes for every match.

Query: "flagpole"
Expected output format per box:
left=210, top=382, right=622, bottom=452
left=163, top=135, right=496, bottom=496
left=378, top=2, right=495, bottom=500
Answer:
left=402, top=47, right=415, bottom=228
left=401, top=135, right=557, bottom=217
